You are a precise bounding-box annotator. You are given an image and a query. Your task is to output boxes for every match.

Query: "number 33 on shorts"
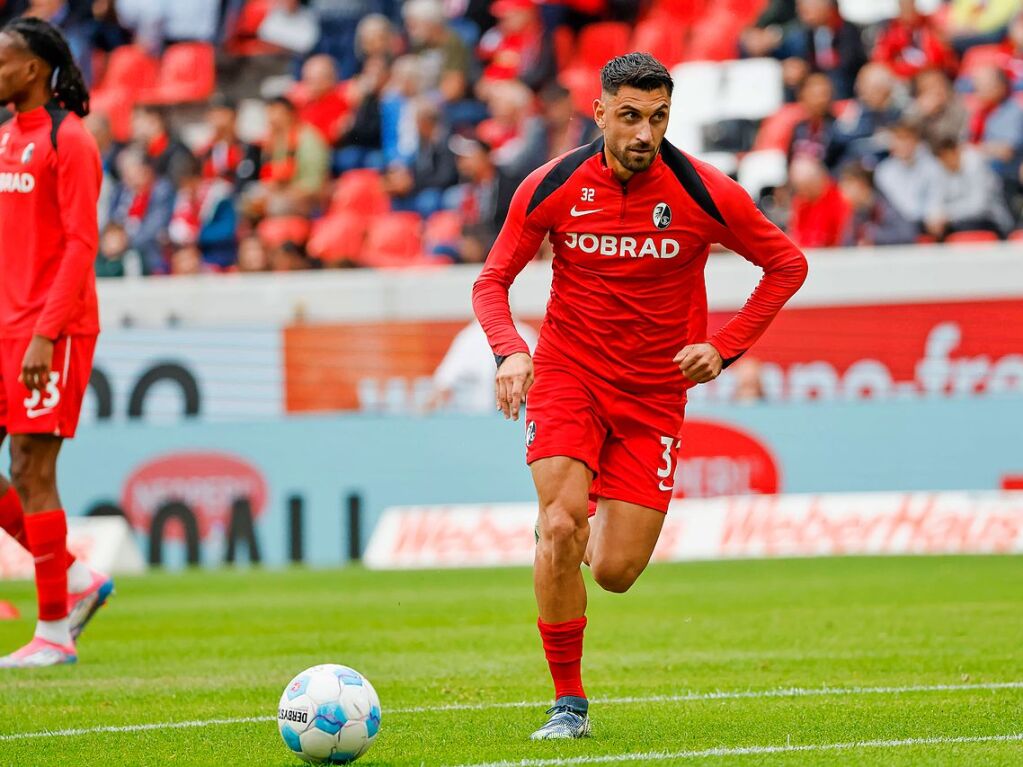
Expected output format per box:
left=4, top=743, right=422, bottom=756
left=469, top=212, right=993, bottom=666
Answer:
left=23, top=371, right=62, bottom=417
left=656, top=436, right=682, bottom=493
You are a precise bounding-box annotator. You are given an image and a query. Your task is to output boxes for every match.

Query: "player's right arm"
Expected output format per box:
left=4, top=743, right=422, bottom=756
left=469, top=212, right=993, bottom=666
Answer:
left=471, top=163, right=554, bottom=420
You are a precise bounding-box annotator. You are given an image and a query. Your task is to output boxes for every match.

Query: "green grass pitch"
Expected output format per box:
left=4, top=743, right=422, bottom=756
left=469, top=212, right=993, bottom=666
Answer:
left=0, top=555, right=1020, bottom=766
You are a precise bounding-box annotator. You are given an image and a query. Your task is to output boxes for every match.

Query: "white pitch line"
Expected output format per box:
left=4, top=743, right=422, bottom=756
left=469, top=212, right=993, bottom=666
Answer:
left=448, top=733, right=1023, bottom=767
left=0, top=680, right=1020, bottom=743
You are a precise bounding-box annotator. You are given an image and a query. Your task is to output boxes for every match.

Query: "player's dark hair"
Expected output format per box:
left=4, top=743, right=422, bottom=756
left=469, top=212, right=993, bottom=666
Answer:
left=600, top=53, right=673, bottom=97
left=2, top=17, right=89, bottom=117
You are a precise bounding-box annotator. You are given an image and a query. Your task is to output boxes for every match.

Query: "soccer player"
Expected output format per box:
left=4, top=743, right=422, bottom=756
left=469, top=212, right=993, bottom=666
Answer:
left=472, top=53, right=808, bottom=739
left=0, top=17, right=112, bottom=667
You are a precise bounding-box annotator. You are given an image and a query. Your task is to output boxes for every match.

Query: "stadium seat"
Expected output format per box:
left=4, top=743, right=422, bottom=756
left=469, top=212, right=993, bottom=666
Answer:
left=94, top=45, right=160, bottom=98
left=570, top=23, right=632, bottom=72
left=631, top=20, right=688, bottom=69
left=423, top=210, right=463, bottom=252
left=560, top=66, right=603, bottom=116
left=649, top=0, right=708, bottom=24
left=360, top=212, right=425, bottom=268
left=330, top=169, right=391, bottom=217
left=257, top=216, right=311, bottom=248
left=737, top=150, right=788, bottom=198
left=686, top=8, right=748, bottom=62
left=945, top=230, right=1000, bottom=244
left=225, top=0, right=280, bottom=57
left=664, top=116, right=704, bottom=153
left=553, top=27, right=575, bottom=72
left=696, top=151, right=738, bottom=176
left=670, top=62, right=724, bottom=124
left=721, top=58, right=783, bottom=121
left=753, top=102, right=807, bottom=151
left=141, top=43, right=217, bottom=105
left=89, top=88, right=135, bottom=142
left=307, top=211, right=370, bottom=264
left=837, top=0, right=897, bottom=25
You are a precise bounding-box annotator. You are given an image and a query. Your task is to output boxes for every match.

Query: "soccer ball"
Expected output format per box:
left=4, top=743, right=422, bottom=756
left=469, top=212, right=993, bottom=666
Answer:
left=278, top=664, right=382, bottom=764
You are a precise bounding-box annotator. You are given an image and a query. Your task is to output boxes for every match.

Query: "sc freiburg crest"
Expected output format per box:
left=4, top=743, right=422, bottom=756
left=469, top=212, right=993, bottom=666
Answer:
left=653, top=202, right=672, bottom=229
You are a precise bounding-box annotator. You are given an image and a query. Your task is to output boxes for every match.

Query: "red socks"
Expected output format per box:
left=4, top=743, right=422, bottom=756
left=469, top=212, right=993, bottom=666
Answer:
left=0, top=486, right=27, bottom=547
left=23, top=510, right=70, bottom=621
left=538, top=616, right=587, bottom=700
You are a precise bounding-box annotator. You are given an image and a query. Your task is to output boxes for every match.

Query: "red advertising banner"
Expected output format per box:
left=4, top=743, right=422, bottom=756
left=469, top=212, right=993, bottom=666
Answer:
left=283, top=299, right=1023, bottom=412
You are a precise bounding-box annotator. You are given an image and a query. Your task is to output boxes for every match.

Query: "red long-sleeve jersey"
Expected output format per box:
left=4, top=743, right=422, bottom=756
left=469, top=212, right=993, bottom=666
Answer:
left=472, top=138, right=808, bottom=394
left=0, top=104, right=101, bottom=340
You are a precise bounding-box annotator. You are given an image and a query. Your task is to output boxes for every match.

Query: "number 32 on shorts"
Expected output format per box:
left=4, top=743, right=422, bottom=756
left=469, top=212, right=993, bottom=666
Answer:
left=657, top=436, right=682, bottom=493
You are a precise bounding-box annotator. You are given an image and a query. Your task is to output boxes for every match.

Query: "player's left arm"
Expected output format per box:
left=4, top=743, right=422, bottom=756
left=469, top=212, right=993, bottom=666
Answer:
left=24, top=122, right=102, bottom=392
left=681, top=164, right=808, bottom=382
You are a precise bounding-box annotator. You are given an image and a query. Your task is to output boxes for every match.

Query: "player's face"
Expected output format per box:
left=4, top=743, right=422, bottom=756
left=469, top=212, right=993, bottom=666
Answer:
left=0, top=34, right=37, bottom=104
left=595, top=85, right=671, bottom=177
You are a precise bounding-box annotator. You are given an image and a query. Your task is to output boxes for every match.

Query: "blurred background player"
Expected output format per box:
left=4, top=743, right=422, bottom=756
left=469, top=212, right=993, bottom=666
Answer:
left=0, top=16, right=111, bottom=668
left=473, top=53, right=808, bottom=740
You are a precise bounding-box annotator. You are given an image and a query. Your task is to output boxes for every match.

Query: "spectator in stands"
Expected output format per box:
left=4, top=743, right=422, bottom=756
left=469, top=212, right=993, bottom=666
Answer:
left=109, top=149, right=176, bottom=274
left=168, top=157, right=239, bottom=269
left=833, top=63, right=901, bottom=167
left=268, top=240, right=309, bottom=271
left=311, top=0, right=388, bottom=79
left=875, top=119, right=942, bottom=231
left=195, top=96, right=260, bottom=190
left=903, top=68, right=969, bottom=148
left=787, top=155, right=850, bottom=248
left=477, top=78, right=534, bottom=171
left=838, top=162, right=917, bottom=246
left=516, top=81, right=598, bottom=179
left=403, top=0, right=473, bottom=105
left=95, top=222, right=144, bottom=278
left=477, top=0, right=554, bottom=90
left=84, top=112, right=119, bottom=231
left=448, top=133, right=516, bottom=259
left=383, top=98, right=458, bottom=217
left=872, top=0, right=957, bottom=80
left=115, top=0, right=219, bottom=46
left=237, top=235, right=271, bottom=273
left=740, top=0, right=797, bottom=58
left=170, top=244, right=206, bottom=276
left=968, top=65, right=1023, bottom=182
left=789, top=72, right=842, bottom=169
left=88, top=0, right=131, bottom=58
left=947, top=0, right=1023, bottom=55
left=996, top=12, right=1023, bottom=87
left=772, top=0, right=867, bottom=100
left=249, top=96, right=330, bottom=217
left=355, top=13, right=400, bottom=67
left=256, top=0, right=320, bottom=56
left=290, top=54, right=350, bottom=145
left=131, top=105, right=195, bottom=185
left=335, top=55, right=388, bottom=172
left=380, top=55, right=424, bottom=165
left=925, top=137, right=1013, bottom=238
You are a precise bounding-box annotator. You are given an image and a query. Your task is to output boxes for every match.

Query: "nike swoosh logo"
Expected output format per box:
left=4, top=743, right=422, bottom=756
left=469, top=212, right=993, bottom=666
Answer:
left=659, top=481, right=674, bottom=492
left=569, top=206, right=602, bottom=217
left=25, top=408, right=54, bottom=419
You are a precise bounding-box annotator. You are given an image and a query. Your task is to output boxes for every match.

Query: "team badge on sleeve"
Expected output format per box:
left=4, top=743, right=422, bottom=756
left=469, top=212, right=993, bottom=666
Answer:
left=653, top=202, right=672, bottom=229
left=526, top=420, right=537, bottom=446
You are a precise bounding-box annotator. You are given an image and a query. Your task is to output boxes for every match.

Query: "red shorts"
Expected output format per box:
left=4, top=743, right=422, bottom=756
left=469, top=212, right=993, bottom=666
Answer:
left=525, top=361, right=685, bottom=512
left=0, top=335, right=97, bottom=438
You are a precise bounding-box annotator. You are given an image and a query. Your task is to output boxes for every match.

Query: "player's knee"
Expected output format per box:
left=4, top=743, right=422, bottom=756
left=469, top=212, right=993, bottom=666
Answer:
left=539, top=505, right=588, bottom=552
left=591, top=560, right=642, bottom=593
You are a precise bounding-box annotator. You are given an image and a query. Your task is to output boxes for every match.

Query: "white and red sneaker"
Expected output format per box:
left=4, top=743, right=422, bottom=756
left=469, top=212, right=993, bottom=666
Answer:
left=0, top=636, right=77, bottom=668
left=68, top=569, right=115, bottom=641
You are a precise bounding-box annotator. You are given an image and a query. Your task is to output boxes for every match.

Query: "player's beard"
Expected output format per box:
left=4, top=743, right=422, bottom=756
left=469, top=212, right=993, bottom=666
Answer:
left=613, top=141, right=658, bottom=173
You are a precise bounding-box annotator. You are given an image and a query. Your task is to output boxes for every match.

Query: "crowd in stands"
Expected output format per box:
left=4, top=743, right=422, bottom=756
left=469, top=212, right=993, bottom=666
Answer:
left=4, top=0, right=1023, bottom=275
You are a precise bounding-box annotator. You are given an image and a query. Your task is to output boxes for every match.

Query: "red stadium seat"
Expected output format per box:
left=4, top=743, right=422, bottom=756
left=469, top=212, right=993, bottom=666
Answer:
left=945, top=230, right=1000, bottom=244
left=94, top=45, right=160, bottom=98
left=307, top=211, right=370, bottom=264
left=226, top=0, right=282, bottom=57
left=686, top=9, right=747, bottom=61
left=359, top=212, right=424, bottom=267
left=141, top=43, right=217, bottom=105
left=423, top=210, right=462, bottom=251
left=649, top=0, right=708, bottom=24
left=1008, top=229, right=1023, bottom=241
left=569, top=23, right=631, bottom=72
left=330, top=169, right=391, bottom=217
left=257, top=216, right=310, bottom=248
left=631, top=20, right=688, bottom=69
left=560, top=66, right=603, bottom=116
left=89, top=88, right=135, bottom=142
left=553, top=27, right=576, bottom=72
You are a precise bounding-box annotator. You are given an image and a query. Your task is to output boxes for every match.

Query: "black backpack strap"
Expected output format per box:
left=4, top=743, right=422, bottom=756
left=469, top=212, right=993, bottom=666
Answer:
left=43, top=102, right=69, bottom=150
